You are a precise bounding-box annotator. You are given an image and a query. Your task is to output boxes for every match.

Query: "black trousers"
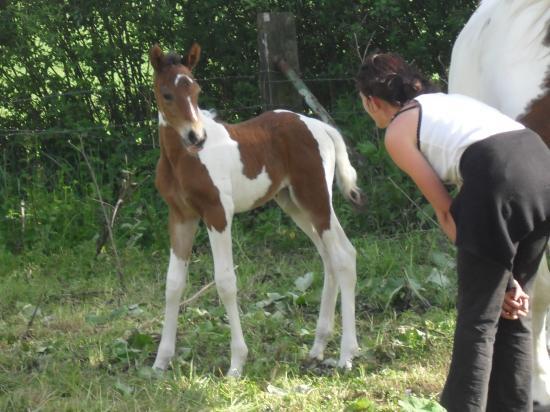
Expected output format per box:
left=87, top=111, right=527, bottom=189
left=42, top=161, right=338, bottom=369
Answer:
left=440, top=220, right=550, bottom=412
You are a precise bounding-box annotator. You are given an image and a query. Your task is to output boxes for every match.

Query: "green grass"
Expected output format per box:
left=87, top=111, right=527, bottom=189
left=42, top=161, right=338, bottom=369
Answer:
left=0, top=230, right=455, bottom=411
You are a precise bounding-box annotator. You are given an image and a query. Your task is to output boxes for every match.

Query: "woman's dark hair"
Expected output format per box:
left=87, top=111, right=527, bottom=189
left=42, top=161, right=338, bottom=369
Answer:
left=356, top=52, right=438, bottom=106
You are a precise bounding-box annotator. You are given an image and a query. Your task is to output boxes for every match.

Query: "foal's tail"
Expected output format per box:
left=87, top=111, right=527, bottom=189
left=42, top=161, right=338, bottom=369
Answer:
left=325, top=126, right=363, bottom=207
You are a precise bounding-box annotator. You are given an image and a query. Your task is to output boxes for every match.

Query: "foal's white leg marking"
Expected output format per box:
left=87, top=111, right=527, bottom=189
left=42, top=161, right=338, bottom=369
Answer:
left=308, top=242, right=339, bottom=363
left=207, top=225, right=248, bottom=377
left=275, top=192, right=338, bottom=362
left=320, top=212, right=358, bottom=369
left=153, top=219, right=198, bottom=370
left=153, top=249, right=190, bottom=370
left=532, top=256, right=550, bottom=405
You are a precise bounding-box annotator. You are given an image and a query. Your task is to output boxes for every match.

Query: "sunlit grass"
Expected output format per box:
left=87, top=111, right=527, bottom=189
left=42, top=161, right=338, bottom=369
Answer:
left=0, top=232, right=454, bottom=411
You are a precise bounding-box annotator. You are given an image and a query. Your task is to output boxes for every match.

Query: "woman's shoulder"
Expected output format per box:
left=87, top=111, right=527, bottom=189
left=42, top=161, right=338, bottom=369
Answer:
left=385, top=105, right=420, bottom=148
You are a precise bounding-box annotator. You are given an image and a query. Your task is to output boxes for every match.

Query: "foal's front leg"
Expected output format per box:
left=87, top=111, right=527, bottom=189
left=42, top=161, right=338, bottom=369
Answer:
left=207, top=222, right=248, bottom=377
left=153, top=217, right=199, bottom=370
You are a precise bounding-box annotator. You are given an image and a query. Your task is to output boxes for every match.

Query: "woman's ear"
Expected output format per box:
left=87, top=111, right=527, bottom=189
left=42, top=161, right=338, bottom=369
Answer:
left=362, top=94, right=384, bottom=114
left=369, top=96, right=384, bottom=110
left=360, top=93, right=368, bottom=109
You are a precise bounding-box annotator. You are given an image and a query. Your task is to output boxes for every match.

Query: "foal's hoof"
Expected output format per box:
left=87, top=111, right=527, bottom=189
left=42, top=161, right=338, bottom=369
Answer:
left=337, top=358, right=353, bottom=371
left=226, top=367, right=242, bottom=379
left=152, top=360, right=169, bottom=371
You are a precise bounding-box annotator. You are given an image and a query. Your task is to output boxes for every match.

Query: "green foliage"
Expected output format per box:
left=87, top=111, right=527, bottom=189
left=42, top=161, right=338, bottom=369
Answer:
left=0, top=0, right=477, bottom=254
left=398, top=395, right=446, bottom=412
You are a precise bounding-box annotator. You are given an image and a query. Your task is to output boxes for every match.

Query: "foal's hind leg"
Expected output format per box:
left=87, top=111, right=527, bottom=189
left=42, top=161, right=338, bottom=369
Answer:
left=275, top=191, right=358, bottom=368
left=319, top=212, right=359, bottom=369
left=275, top=191, right=338, bottom=359
left=153, top=211, right=199, bottom=370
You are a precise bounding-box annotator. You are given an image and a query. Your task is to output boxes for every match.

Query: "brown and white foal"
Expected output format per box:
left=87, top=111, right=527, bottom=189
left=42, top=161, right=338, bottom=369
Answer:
left=449, top=0, right=550, bottom=407
left=149, top=44, right=361, bottom=377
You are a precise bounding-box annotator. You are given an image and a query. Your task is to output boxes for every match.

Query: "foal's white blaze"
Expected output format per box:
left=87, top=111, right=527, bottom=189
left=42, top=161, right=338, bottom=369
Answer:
left=158, top=111, right=168, bottom=127
left=153, top=249, right=189, bottom=370
left=187, top=96, right=198, bottom=122
left=197, top=115, right=273, bottom=214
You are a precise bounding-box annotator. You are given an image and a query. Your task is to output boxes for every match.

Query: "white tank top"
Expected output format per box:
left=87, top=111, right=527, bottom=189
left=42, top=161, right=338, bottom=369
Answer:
left=414, top=93, right=525, bottom=185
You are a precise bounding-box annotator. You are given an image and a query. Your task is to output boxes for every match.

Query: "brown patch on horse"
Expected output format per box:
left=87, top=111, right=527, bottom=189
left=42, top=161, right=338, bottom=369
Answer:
left=518, top=23, right=550, bottom=147
left=544, top=21, right=550, bottom=46
left=225, top=111, right=332, bottom=234
left=155, top=127, right=227, bottom=232
left=518, top=75, right=550, bottom=147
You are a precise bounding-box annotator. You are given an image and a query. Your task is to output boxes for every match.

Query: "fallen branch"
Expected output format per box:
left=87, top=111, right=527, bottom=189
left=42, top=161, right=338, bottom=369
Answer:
left=70, top=135, right=126, bottom=291
left=21, top=292, right=45, bottom=339
left=94, top=171, right=145, bottom=256
left=180, top=281, right=215, bottom=308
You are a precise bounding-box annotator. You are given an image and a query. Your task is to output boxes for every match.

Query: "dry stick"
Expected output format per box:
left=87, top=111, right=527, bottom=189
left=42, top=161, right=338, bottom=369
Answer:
left=21, top=292, right=45, bottom=339
left=71, top=135, right=126, bottom=291
left=387, top=176, right=439, bottom=227
left=179, top=281, right=215, bottom=309
left=353, top=32, right=375, bottom=64
left=95, top=172, right=146, bottom=256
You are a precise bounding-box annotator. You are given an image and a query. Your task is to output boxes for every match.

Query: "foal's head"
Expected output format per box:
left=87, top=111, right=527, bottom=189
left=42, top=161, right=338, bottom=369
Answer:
left=150, top=43, right=206, bottom=153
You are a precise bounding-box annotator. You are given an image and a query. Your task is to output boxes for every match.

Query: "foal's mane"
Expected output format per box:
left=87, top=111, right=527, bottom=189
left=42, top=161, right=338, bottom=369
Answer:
left=164, top=52, right=183, bottom=66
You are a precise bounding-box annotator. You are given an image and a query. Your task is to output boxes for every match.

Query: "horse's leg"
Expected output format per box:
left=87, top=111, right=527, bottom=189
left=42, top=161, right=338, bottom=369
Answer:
left=319, top=211, right=359, bottom=369
left=275, top=191, right=338, bottom=362
left=206, top=214, right=248, bottom=377
left=532, top=252, right=550, bottom=406
left=153, top=210, right=199, bottom=370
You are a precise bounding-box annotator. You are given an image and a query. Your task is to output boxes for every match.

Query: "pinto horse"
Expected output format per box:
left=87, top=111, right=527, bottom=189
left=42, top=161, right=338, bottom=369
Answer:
left=149, top=44, right=361, bottom=377
left=449, top=0, right=550, bottom=407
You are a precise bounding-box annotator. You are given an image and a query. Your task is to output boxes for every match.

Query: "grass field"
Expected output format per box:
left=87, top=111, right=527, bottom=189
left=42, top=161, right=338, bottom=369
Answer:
left=0, top=229, right=456, bottom=411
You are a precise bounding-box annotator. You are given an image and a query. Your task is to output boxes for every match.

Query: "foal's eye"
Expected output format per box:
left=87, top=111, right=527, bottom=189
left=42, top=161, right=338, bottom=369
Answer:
left=163, top=93, right=174, bottom=101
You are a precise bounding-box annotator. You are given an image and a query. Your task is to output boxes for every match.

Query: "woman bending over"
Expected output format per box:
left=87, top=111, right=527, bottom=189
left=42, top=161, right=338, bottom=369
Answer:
left=356, top=53, right=550, bottom=412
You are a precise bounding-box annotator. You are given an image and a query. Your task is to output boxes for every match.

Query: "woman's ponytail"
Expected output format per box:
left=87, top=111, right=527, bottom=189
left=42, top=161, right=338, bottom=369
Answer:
left=356, top=53, right=438, bottom=106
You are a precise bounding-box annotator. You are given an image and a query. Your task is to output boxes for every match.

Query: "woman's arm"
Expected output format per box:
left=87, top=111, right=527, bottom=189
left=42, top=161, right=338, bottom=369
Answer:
left=384, top=111, right=456, bottom=243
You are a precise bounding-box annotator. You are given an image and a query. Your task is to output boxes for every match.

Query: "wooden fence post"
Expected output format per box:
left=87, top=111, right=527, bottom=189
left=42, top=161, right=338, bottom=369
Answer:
left=257, top=12, right=303, bottom=111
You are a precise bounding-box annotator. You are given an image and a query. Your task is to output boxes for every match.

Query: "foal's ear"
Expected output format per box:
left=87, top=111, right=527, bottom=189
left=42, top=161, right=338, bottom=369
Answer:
left=182, top=42, right=201, bottom=70
left=150, top=44, right=164, bottom=72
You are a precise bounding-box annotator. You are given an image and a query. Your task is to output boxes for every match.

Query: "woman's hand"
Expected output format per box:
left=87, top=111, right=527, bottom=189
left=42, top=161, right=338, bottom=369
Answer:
left=501, top=278, right=529, bottom=320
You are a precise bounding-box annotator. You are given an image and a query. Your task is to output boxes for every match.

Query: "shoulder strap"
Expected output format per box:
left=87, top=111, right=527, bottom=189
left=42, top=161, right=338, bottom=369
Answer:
left=391, top=100, right=420, bottom=122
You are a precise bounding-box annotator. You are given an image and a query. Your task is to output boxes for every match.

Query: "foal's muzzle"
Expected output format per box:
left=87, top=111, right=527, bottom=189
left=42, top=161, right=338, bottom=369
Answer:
left=185, top=129, right=207, bottom=154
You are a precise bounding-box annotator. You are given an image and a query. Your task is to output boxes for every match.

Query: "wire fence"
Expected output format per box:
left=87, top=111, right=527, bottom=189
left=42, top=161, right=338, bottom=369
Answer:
left=0, top=73, right=371, bottom=188
left=1, top=73, right=364, bottom=140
